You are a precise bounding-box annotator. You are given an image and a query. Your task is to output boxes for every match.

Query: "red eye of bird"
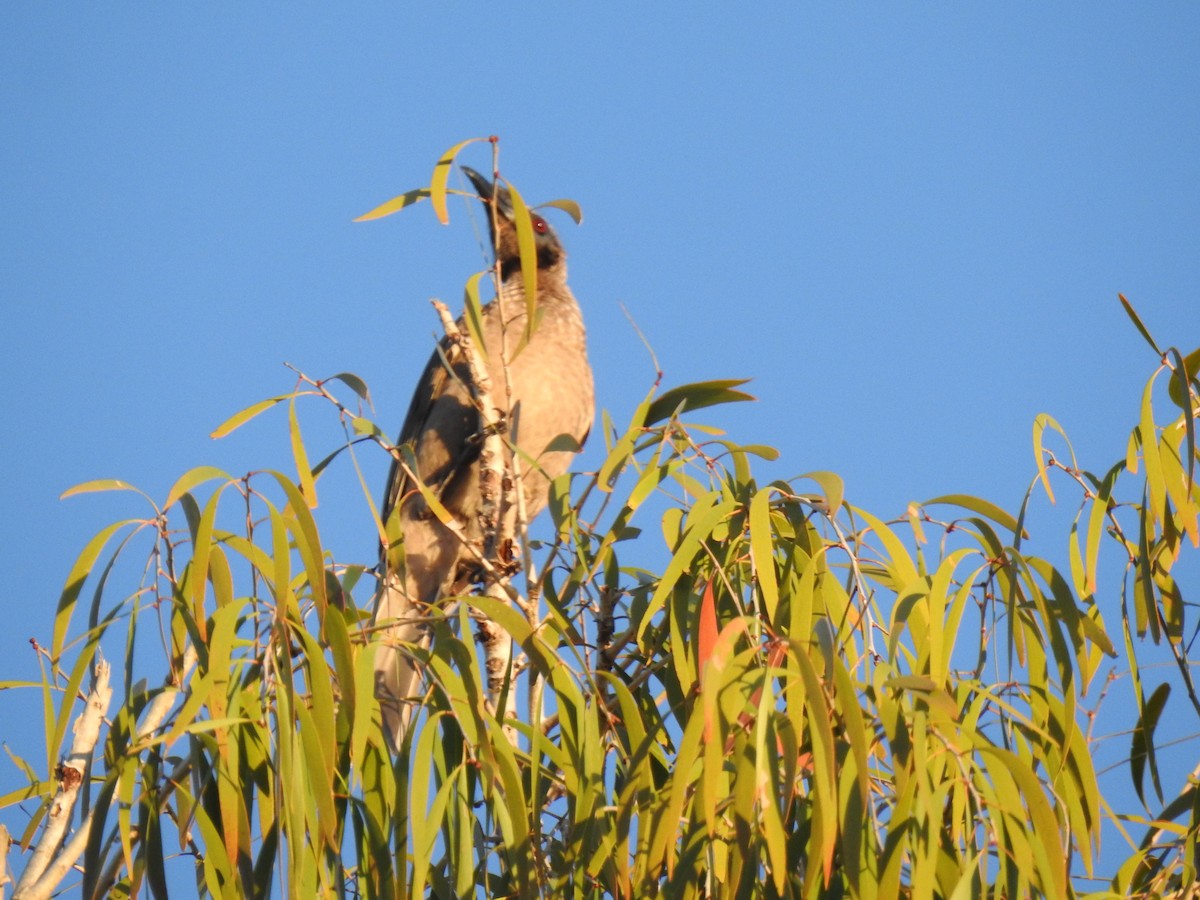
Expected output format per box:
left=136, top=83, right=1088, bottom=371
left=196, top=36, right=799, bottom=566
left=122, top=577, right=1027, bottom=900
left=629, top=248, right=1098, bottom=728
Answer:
left=532, top=215, right=548, bottom=235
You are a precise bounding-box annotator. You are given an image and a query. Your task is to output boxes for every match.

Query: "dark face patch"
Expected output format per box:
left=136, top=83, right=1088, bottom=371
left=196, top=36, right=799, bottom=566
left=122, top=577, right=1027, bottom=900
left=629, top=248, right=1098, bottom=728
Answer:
left=495, top=212, right=563, bottom=280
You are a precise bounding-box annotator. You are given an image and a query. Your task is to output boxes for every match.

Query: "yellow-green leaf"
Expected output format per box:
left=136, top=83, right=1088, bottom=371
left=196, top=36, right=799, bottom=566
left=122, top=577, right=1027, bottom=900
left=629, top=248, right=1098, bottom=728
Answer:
left=164, top=466, right=233, bottom=511
left=59, top=479, right=145, bottom=500
left=537, top=197, right=583, bottom=224
left=353, top=188, right=430, bottom=222
left=504, top=179, right=540, bottom=346
left=210, top=395, right=287, bottom=439
left=431, top=138, right=484, bottom=225
left=288, top=398, right=318, bottom=509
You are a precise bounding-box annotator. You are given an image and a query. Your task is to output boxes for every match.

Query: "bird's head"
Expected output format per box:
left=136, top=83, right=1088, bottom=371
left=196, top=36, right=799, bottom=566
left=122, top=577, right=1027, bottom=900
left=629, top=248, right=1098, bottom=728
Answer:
left=462, top=166, right=565, bottom=280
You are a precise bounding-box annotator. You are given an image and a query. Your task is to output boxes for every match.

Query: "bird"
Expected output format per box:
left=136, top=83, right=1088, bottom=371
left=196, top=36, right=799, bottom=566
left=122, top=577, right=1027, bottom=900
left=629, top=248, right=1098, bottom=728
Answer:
left=372, top=165, right=594, bottom=750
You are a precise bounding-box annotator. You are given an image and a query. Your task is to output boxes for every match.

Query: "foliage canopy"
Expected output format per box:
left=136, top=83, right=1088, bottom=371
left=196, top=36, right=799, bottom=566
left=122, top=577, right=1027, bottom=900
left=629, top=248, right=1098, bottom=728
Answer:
left=2, top=143, right=1198, bottom=899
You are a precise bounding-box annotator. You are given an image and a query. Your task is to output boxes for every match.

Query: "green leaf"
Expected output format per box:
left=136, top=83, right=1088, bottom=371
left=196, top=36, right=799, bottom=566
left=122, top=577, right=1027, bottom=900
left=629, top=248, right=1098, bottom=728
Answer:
left=52, top=519, right=139, bottom=658
left=1131, top=682, right=1170, bottom=808
left=1119, top=293, right=1161, bottom=355
left=1083, top=464, right=1121, bottom=597
left=597, top=389, right=653, bottom=492
left=296, top=693, right=338, bottom=850
left=749, top=489, right=780, bottom=622
left=1166, top=347, right=1197, bottom=494
left=351, top=416, right=382, bottom=438
left=799, top=470, right=844, bottom=515
left=1166, top=345, right=1200, bottom=410
left=923, top=493, right=1024, bottom=537
left=639, top=493, right=737, bottom=641
left=645, top=379, right=755, bottom=426
left=1138, top=374, right=1167, bottom=528
left=353, top=188, right=430, bottom=222
left=327, top=371, right=373, bottom=405
left=850, top=505, right=919, bottom=590
left=409, top=715, right=451, bottom=899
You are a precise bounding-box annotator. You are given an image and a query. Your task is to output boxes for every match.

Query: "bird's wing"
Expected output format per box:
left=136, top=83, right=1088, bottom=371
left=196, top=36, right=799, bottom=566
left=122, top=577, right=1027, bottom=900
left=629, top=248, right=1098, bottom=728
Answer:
left=380, top=334, right=485, bottom=547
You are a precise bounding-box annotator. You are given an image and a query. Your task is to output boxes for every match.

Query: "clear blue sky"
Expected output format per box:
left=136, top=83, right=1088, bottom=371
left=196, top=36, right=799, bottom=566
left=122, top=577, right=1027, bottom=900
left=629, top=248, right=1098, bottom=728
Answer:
left=2, top=4, right=1198, bottom=885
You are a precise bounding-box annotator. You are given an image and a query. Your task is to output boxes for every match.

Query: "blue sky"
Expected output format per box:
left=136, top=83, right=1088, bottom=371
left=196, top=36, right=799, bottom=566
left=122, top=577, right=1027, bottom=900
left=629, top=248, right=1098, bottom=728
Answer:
left=2, top=4, right=1198, bottom=885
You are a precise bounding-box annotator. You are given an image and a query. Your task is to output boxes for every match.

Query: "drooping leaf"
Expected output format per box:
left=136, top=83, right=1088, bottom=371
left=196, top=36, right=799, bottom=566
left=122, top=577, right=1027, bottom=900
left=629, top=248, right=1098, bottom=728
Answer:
left=1166, top=347, right=1197, bottom=494
left=164, top=466, right=233, bottom=511
left=1131, top=682, right=1171, bottom=808
left=327, top=371, right=373, bottom=405
left=1166, top=345, right=1200, bottom=409
left=430, top=137, right=484, bottom=224
left=537, top=197, right=584, bottom=224
left=504, top=179, right=540, bottom=348
left=923, top=493, right=1025, bottom=537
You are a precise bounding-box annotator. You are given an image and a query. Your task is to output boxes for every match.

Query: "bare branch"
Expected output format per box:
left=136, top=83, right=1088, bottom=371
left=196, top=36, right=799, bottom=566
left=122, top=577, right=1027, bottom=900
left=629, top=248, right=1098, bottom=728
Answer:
left=14, top=654, right=112, bottom=899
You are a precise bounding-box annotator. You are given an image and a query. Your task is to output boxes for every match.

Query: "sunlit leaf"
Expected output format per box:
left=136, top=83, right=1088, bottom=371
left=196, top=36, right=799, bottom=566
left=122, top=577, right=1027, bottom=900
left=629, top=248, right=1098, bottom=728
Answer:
left=645, top=379, right=755, bottom=426
left=799, top=470, right=844, bottom=515
left=164, top=466, right=233, bottom=510
left=749, top=489, right=780, bottom=621
left=210, top=395, right=289, bottom=439
left=353, top=188, right=431, bottom=222
left=537, top=197, right=584, bottom=224
left=59, top=479, right=145, bottom=500
left=504, top=179, right=540, bottom=348
left=923, top=493, right=1025, bottom=536
left=1166, top=347, right=1197, bottom=496
left=431, top=138, right=485, bottom=225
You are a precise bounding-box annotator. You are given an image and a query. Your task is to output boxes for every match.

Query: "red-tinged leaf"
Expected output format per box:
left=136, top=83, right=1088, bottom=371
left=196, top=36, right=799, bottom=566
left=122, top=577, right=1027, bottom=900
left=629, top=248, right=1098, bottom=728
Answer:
left=1119, top=293, right=1161, bottom=355
left=430, top=138, right=484, bottom=224
left=353, top=189, right=430, bottom=223
left=708, top=619, right=750, bottom=678
left=537, top=198, right=583, bottom=224
left=696, top=579, right=718, bottom=686
left=210, top=396, right=287, bottom=439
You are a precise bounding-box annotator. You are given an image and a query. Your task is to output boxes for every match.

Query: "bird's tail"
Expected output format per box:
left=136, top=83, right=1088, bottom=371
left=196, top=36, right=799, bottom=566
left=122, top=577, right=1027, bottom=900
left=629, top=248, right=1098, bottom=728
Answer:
left=372, top=571, right=432, bottom=753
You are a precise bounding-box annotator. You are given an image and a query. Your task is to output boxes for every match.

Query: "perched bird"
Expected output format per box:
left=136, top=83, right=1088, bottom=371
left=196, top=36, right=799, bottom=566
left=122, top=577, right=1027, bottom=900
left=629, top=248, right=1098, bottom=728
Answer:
left=372, top=166, right=594, bottom=749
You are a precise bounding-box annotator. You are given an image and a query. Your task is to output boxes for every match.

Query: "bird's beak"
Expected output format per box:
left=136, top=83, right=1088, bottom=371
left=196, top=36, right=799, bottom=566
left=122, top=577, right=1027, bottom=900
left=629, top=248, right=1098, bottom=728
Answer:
left=461, top=166, right=513, bottom=219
